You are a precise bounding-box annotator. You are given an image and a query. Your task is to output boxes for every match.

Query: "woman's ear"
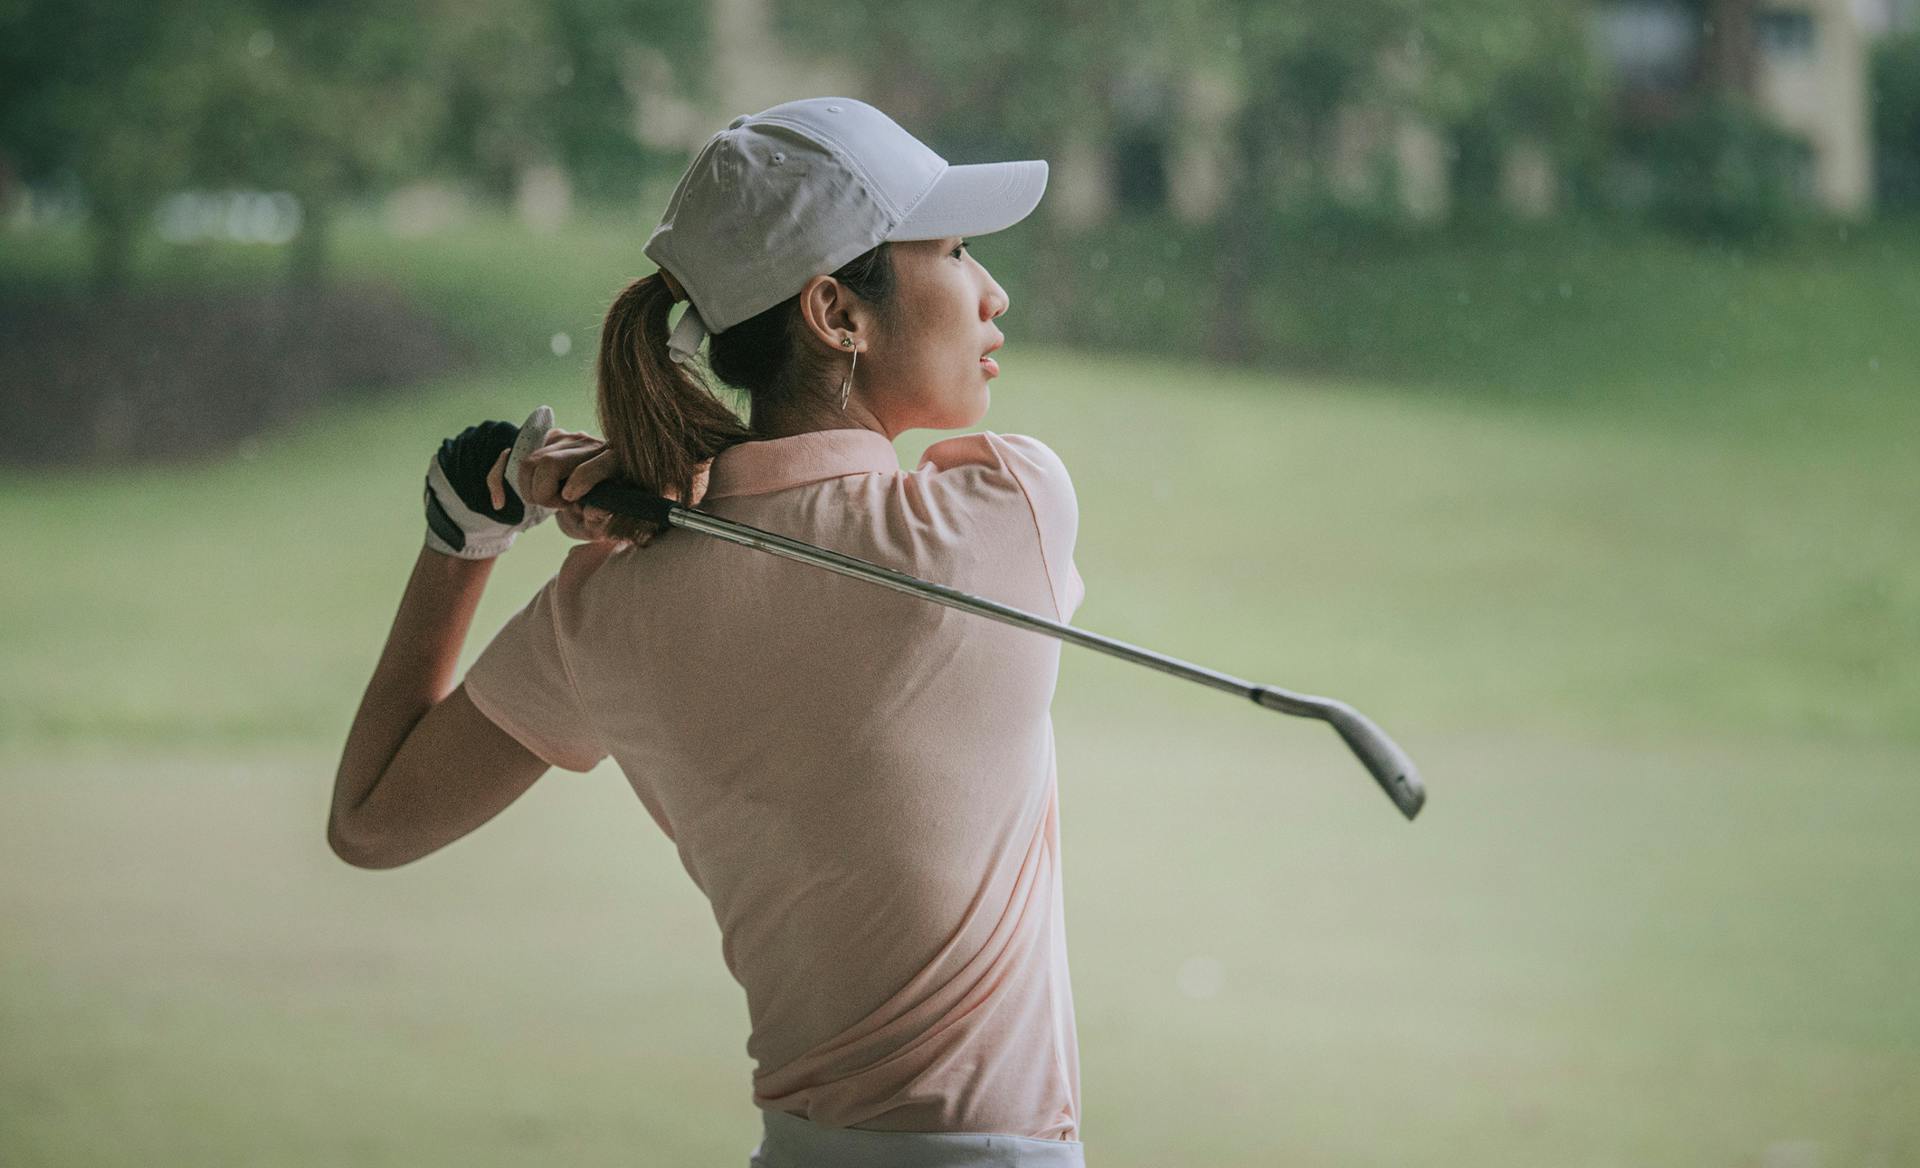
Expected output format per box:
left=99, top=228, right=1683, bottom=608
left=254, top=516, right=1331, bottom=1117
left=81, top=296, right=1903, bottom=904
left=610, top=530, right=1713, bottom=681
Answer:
left=797, top=274, right=866, bottom=348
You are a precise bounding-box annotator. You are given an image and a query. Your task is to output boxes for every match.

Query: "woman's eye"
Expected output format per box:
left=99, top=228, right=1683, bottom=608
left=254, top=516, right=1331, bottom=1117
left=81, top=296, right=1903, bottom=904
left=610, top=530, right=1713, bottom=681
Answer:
left=951, top=240, right=969, bottom=259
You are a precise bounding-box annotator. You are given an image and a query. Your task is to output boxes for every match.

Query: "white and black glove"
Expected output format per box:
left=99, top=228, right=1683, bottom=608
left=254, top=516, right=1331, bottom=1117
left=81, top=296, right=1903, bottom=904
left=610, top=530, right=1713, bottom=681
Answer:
left=423, top=405, right=556, bottom=559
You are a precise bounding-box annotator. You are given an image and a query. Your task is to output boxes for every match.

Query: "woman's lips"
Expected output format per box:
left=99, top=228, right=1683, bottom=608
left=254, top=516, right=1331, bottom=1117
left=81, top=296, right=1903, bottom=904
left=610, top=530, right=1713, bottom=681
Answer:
left=979, top=356, right=999, bottom=376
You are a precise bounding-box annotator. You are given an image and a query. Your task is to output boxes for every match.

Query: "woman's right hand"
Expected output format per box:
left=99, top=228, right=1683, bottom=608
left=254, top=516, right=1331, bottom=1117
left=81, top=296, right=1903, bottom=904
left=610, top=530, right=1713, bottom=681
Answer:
left=491, top=427, right=627, bottom=545
left=494, top=425, right=710, bottom=548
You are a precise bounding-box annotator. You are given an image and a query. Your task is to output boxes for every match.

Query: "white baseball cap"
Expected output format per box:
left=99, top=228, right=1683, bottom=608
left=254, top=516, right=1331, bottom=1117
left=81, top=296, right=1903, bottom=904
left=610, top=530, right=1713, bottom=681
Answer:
left=642, top=97, right=1049, bottom=365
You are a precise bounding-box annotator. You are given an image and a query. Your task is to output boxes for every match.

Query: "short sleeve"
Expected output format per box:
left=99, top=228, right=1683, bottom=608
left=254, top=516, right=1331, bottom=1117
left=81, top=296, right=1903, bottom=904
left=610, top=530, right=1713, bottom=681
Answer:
left=921, top=431, right=1085, bottom=622
left=463, top=572, right=609, bottom=773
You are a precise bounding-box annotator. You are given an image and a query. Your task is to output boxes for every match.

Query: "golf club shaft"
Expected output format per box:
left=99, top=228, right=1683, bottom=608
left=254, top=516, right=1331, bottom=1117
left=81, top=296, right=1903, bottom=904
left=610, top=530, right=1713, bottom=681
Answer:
left=580, top=481, right=1425, bottom=820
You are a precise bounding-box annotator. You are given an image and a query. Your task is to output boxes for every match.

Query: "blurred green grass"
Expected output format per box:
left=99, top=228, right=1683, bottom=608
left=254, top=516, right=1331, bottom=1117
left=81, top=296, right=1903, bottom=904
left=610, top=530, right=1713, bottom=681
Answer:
left=990, top=213, right=1920, bottom=443
left=4, top=347, right=1915, bottom=746
left=3, top=211, right=1917, bottom=1166
left=6, top=730, right=1917, bottom=1165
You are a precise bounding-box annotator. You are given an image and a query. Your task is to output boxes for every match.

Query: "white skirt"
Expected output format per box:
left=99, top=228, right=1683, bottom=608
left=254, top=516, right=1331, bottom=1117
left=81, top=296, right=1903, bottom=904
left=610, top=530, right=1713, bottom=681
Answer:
left=749, top=1108, right=1087, bottom=1168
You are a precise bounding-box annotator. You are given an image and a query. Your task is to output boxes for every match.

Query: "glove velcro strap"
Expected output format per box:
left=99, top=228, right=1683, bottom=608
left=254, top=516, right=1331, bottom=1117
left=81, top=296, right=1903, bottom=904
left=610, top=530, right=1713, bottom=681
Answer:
left=425, top=456, right=521, bottom=560
left=424, top=478, right=471, bottom=554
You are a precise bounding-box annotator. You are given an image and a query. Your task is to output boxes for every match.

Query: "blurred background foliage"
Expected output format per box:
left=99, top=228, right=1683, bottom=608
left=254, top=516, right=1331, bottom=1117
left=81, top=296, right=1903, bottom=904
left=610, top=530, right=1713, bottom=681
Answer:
left=1, top=0, right=705, bottom=287
left=4, top=0, right=1918, bottom=458
left=4, top=0, right=1916, bottom=290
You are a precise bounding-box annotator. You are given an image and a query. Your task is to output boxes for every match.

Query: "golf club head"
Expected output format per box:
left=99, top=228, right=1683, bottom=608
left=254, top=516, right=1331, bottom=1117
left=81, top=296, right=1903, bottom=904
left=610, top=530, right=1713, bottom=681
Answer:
left=1322, top=703, right=1425, bottom=820
left=1254, top=688, right=1426, bottom=820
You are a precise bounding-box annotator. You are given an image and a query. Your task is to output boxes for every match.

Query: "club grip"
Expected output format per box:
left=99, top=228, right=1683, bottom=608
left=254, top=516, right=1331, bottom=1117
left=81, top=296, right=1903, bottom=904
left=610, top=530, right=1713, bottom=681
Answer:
left=578, top=481, right=678, bottom=527
left=1322, top=702, right=1426, bottom=820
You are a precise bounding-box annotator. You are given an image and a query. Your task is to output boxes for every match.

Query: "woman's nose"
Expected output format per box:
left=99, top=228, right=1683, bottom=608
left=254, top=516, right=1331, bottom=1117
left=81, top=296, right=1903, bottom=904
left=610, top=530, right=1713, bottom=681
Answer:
left=983, top=278, right=1009, bottom=320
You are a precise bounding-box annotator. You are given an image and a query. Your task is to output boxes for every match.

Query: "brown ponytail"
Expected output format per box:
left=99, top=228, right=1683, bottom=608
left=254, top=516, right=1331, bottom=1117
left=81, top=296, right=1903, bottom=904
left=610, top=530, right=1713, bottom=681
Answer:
left=595, top=248, right=899, bottom=540
left=595, top=272, right=754, bottom=536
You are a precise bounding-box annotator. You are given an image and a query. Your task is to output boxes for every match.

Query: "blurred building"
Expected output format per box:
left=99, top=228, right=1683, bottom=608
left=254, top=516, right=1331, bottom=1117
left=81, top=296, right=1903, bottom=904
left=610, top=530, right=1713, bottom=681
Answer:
left=1854, top=0, right=1919, bottom=32
left=1594, top=0, right=1873, bottom=214
left=1048, top=1, right=1884, bottom=227
left=628, top=0, right=855, bottom=156
left=623, top=0, right=1885, bottom=226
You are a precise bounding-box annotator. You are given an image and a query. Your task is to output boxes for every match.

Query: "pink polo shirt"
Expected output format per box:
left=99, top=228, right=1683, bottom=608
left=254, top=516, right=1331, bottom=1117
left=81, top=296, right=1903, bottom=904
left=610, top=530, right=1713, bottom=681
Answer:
left=462, top=428, right=1086, bottom=1141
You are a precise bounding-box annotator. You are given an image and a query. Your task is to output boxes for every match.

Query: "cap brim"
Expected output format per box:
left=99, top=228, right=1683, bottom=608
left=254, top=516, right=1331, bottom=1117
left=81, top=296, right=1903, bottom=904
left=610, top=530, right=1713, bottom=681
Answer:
left=886, top=160, right=1048, bottom=241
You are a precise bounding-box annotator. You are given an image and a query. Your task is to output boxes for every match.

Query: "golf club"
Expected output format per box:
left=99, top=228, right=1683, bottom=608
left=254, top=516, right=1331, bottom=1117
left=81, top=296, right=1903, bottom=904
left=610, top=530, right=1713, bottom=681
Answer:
left=579, top=480, right=1427, bottom=821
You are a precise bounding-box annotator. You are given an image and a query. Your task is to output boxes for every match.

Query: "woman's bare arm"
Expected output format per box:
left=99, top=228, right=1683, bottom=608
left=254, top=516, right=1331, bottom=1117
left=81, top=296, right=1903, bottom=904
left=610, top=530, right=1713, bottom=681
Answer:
left=328, top=423, right=642, bottom=869
left=327, top=547, right=549, bottom=869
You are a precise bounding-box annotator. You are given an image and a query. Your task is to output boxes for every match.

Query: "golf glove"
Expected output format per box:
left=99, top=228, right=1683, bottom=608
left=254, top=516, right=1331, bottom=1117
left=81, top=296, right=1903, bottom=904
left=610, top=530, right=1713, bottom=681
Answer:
left=423, top=405, right=556, bottom=559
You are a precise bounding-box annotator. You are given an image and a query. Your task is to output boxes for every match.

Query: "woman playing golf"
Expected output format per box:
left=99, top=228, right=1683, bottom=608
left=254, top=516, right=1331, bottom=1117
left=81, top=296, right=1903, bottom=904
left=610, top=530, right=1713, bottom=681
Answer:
left=330, top=97, right=1087, bottom=1166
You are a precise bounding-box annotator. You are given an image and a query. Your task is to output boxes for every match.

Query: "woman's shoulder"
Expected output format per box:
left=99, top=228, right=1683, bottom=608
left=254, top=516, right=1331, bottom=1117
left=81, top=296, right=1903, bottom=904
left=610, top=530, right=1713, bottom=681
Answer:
left=912, top=430, right=1079, bottom=550
left=913, top=431, right=1083, bottom=619
left=916, top=431, right=1074, bottom=491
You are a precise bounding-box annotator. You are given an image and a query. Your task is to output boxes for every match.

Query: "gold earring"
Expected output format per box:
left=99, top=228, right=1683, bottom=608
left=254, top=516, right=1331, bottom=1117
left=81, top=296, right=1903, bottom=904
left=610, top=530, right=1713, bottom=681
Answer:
left=839, top=336, right=858, bottom=409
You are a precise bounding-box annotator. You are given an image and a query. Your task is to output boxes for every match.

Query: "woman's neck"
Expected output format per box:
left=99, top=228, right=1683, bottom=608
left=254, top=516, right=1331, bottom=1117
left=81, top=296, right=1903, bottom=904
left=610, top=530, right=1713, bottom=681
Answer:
left=751, top=400, right=890, bottom=442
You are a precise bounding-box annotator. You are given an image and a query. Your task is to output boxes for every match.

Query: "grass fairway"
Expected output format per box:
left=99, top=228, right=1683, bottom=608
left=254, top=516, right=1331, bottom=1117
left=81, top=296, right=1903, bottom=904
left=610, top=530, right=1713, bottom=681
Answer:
left=3, top=217, right=1918, bottom=1165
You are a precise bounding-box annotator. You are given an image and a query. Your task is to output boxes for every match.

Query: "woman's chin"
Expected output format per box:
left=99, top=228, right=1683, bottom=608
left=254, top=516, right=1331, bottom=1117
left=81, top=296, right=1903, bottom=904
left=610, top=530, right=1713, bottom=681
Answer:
left=915, top=383, right=991, bottom=431
left=964, top=382, right=993, bottom=423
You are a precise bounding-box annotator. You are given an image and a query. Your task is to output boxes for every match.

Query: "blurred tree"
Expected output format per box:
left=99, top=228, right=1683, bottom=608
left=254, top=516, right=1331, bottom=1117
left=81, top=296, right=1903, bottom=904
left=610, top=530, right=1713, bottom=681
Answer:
left=1198, top=0, right=1421, bottom=357
left=1196, top=0, right=1598, bottom=356
left=0, top=0, right=444, bottom=287
left=1606, top=0, right=1811, bottom=237
left=188, top=0, right=443, bottom=286
left=1698, top=0, right=1760, bottom=98
left=1636, top=96, right=1811, bottom=236
left=538, top=0, right=708, bottom=201
left=0, top=0, right=205, bottom=290
left=1414, top=3, right=1604, bottom=219
left=1, top=0, right=706, bottom=288
left=1872, top=29, right=1920, bottom=210
left=423, top=0, right=707, bottom=204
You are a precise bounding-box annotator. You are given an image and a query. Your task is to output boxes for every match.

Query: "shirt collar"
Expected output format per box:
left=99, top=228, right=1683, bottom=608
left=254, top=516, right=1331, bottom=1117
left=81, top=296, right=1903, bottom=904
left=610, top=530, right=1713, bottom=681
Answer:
left=704, top=428, right=901, bottom=499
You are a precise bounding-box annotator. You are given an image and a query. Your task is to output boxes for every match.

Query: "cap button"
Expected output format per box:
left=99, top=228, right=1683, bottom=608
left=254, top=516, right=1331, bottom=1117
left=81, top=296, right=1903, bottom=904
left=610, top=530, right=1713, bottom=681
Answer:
left=729, top=115, right=750, bottom=129
left=826, top=105, right=842, bottom=113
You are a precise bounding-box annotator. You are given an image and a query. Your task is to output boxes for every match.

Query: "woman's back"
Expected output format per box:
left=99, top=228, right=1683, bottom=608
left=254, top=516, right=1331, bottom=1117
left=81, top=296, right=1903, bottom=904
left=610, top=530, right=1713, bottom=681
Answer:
left=464, top=426, right=1087, bottom=1140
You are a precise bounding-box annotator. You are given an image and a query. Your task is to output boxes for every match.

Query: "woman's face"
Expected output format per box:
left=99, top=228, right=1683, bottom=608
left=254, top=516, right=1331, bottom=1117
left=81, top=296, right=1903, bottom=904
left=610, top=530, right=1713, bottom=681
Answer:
left=863, top=236, right=1010, bottom=435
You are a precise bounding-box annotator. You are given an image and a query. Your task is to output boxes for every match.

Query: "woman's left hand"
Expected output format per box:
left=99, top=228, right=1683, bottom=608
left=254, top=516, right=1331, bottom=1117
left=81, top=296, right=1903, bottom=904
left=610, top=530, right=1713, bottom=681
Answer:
left=422, top=407, right=556, bottom=559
